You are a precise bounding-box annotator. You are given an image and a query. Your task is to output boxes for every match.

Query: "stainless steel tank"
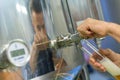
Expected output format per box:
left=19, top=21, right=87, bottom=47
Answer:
left=0, top=0, right=105, bottom=79
left=30, top=0, right=104, bottom=80
left=0, top=0, right=34, bottom=80
left=0, top=0, right=34, bottom=70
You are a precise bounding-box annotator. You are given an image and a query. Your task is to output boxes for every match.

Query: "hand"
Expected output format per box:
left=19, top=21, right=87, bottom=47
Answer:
left=77, top=18, right=110, bottom=38
left=0, top=69, right=22, bottom=80
left=89, top=49, right=120, bottom=72
left=33, top=28, right=49, bottom=50
left=30, top=28, right=49, bottom=72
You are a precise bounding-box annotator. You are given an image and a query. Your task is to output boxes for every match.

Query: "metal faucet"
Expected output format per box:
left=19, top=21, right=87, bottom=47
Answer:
left=50, top=32, right=84, bottom=49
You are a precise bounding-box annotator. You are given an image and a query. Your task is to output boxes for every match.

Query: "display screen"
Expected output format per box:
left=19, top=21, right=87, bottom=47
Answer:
left=11, top=49, right=25, bottom=57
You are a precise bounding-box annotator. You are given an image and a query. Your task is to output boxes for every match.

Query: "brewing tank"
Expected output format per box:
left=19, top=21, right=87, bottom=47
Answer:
left=0, top=0, right=105, bottom=80
left=29, top=0, right=104, bottom=80
left=0, top=0, right=34, bottom=69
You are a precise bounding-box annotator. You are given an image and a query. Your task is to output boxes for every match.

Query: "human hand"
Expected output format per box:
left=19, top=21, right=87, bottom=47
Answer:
left=30, top=29, right=49, bottom=72
left=89, top=49, right=120, bottom=72
left=0, top=69, right=22, bottom=80
left=33, top=28, right=49, bottom=50
left=77, top=18, right=110, bottom=38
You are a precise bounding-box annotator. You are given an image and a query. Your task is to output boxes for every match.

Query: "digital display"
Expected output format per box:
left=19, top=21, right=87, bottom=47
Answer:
left=11, top=49, right=25, bottom=57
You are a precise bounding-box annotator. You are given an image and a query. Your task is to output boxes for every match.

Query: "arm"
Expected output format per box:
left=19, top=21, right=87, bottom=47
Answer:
left=107, top=23, right=120, bottom=42
left=77, top=18, right=120, bottom=42
left=77, top=18, right=120, bottom=72
left=29, top=29, right=49, bottom=72
left=0, top=69, right=22, bottom=80
left=29, top=42, right=39, bottom=72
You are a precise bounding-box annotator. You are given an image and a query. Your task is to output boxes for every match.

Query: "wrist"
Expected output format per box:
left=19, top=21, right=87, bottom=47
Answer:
left=32, top=42, right=38, bottom=51
left=107, top=22, right=117, bottom=36
left=32, top=42, right=40, bottom=54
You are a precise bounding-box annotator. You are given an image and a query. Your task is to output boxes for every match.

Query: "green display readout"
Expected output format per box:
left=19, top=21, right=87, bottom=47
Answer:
left=11, top=49, right=25, bottom=57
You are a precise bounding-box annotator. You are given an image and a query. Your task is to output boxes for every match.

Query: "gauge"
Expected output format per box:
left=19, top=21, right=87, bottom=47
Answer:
left=6, top=39, right=30, bottom=67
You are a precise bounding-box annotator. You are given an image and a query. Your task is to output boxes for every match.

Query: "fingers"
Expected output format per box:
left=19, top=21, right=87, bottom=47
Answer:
left=29, top=50, right=38, bottom=72
left=77, top=22, right=96, bottom=39
left=34, top=29, right=49, bottom=50
left=77, top=18, right=108, bottom=38
left=99, top=49, right=110, bottom=56
left=89, top=56, right=106, bottom=72
left=77, top=23, right=92, bottom=35
left=114, top=60, right=120, bottom=67
left=89, top=48, right=119, bottom=72
left=34, top=30, right=48, bottom=43
left=99, top=49, right=117, bottom=62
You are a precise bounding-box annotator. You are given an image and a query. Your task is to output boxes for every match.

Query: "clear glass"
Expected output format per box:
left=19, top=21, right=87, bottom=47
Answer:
left=100, top=57, right=120, bottom=80
left=82, top=40, right=120, bottom=80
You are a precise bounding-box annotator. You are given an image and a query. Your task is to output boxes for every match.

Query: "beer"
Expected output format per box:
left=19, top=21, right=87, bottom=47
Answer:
left=100, top=57, right=120, bottom=80
left=115, top=75, right=120, bottom=80
left=82, top=40, right=120, bottom=80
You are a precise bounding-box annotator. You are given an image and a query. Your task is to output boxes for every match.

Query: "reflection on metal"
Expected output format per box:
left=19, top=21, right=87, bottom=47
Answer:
left=31, top=66, right=82, bottom=80
left=62, top=0, right=104, bottom=48
left=32, top=0, right=89, bottom=80
left=0, top=0, right=34, bottom=52
left=90, top=0, right=104, bottom=20
left=42, top=0, right=85, bottom=67
left=62, top=0, right=104, bottom=31
left=50, top=32, right=83, bottom=49
left=0, top=0, right=33, bottom=80
left=37, top=32, right=84, bottom=50
left=31, top=0, right=104, bottom=80
left=0, top=0, right=33, bottom=70
left=88, top=0, right=104, bottom=48
left=0, top=39, right=30, bottom=70
left=31, top=71, right=55, bottom=80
